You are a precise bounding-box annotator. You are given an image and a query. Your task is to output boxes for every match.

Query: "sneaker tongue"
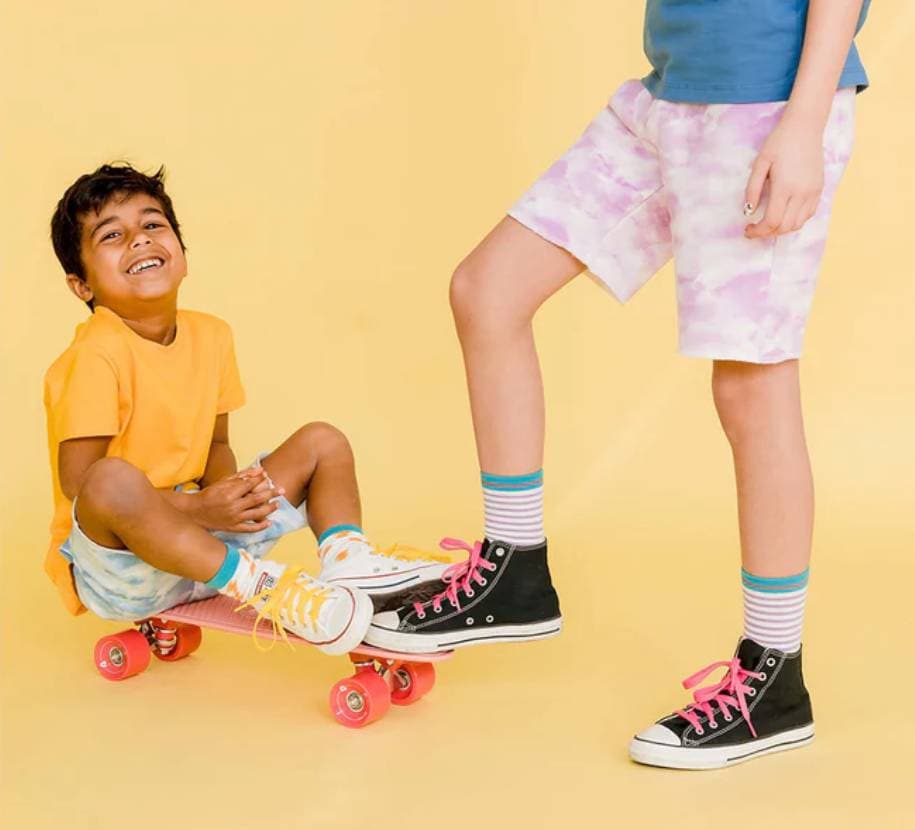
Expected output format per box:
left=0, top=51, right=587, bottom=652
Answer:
left=736, top=637, right=768, bottom=668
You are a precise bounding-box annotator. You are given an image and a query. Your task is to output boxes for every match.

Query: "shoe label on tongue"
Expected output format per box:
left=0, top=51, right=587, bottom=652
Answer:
left=255, top=573, right=277, bottom=594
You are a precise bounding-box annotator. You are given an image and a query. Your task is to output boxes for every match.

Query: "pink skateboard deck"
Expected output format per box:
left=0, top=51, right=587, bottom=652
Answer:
left=92, top=594, right=452, bottom=728
left=158, top=594, right=452, bottom=663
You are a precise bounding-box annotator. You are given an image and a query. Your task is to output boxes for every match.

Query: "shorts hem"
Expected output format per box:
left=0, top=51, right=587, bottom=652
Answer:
left=677, top=346, right=802, bottom=365
left=506, top=208, right=629, bottom=305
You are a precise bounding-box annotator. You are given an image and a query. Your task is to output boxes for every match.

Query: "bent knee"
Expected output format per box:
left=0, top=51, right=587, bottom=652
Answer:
left=449, top=258, right=482, bottom=325
left=449, top=256, right=535, bottom=333
left=294, top=421, right=352, bottom=457
left=78, top=458, right=147, bottom=513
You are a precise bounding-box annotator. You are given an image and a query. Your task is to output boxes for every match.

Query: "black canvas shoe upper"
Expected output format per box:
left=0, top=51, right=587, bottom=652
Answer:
left=374, top=538, right=561, bottom=636
left=652, top=638, right=813, bottom=748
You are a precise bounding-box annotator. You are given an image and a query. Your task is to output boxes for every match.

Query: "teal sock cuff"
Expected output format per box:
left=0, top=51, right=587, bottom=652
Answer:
left=741, top=568, right=809, bottom=593
left=206, top=544, right=240, bottom=590
left=481, top=469, right=544, bottom=491
left=317, top=524, right=364, bottom=545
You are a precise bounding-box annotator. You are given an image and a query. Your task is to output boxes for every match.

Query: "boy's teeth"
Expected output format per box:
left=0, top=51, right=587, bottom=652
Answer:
left=129, top=258, right=162, bottom=274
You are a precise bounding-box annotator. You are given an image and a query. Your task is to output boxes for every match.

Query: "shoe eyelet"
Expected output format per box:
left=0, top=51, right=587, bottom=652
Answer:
left=416, top=612, right=426, bottom=620
left=433, top=606, right=442, bottom=614
left=695, top=728, right=705, bottom=736
left=709, top=721, right=718, bottom=729
left=466, top=617, right=474, bottom=625
left=485, top=615, right=494, bottom=623
left=766, top=657, right=777, bottom=667
left=747, top=688, right=757, bottom=697
left=759, top=672, right=767, bottom=681
left=465, top=589, right=475, bottom=598
left=495, top=548, right=505, bottom=556
left=479, top=578, right=488, bottom=586
left=723, top=714, right=733, bottom=722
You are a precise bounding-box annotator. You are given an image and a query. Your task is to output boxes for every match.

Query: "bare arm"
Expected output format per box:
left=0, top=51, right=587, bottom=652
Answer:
left=785, top=0, right=866, bottom=131
left=199, top=413, right=237, bottom=488
left=745, top=0, right=865, bottom=238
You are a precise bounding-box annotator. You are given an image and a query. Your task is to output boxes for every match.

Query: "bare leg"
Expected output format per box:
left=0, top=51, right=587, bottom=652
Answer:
left=712, top=359, right=814, bottom=576
left=450, top=216, right=584, bottom=473
left=75, top=458, right=232, bottom=582
left=260, top=421, right=361, bottom=540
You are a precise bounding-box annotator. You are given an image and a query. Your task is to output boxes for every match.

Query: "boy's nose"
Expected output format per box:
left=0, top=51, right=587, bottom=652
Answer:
left=129, top=231, right=153, bottom=248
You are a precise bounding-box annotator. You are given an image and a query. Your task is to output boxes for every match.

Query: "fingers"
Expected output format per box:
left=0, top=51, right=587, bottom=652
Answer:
left=225, top=519, right=273, bottom=534
left=744, top=155, right=771, bottom=218
left=745, top=181, right=789, bottom=239
left=227, top=499, right=279, bottom=531
left=239, top=485, right=283, bottom=508
left=775, top=197, right=803, bottom=236
left=797, top=195, right=820, bottom=230
left=228, top=468, right=268, bottom=497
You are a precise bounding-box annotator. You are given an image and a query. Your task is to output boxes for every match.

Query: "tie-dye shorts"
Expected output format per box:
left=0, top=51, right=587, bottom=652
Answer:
left=60, top=456, right=308, bottom=620
left=508, top=79, right=856, bottom=363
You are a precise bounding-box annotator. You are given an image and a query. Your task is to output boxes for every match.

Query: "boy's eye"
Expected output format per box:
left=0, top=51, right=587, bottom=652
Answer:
left=102, top=231, right=121, bottom=241
left=145, top=222, right=163, bottom=230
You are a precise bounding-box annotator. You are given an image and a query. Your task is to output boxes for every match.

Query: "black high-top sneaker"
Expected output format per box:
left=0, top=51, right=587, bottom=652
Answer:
left=363, top=538, right=562, bottom=653
left=629, top=638, right=814, bottom=770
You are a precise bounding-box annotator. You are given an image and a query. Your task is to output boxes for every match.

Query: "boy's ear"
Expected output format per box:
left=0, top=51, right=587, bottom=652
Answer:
left=65, top=274, right=94, bottom=303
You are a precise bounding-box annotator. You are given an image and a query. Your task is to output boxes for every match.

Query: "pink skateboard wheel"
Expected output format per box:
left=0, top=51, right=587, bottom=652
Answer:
left=390, top=662, right=436, bottom=706
left=329, top=670, right=391, bottom=728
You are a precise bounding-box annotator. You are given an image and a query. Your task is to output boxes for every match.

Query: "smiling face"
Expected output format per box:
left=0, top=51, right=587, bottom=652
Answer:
left=67, top=192, right=187, bottom=315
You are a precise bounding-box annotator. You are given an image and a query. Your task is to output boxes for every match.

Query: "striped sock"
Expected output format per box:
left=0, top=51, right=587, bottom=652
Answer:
left=481, top=469, right=545, bottom=546
left=741, top=568, right=809, bottom=653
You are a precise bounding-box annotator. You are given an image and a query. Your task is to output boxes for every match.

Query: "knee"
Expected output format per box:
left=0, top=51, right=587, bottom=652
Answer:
left=712, top=361, right=793, bottom=444
left=449, top=256, right=534, bottom=336
left=78, top=458, right=147, bottom=515
left=712, top=361, right=764, bottom=445
left=292, top=422, right=352, bottom=459
left=449, top=257, right=483, bottom=332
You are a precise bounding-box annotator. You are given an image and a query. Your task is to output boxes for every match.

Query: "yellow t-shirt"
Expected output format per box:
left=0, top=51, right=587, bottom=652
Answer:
left=43, top=306, right=246, bottom=614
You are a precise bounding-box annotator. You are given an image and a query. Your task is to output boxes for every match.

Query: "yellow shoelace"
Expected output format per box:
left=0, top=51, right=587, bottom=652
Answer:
left=235, top=566, right=333, bottom=652
left=376, top=543, right=456, bottom=564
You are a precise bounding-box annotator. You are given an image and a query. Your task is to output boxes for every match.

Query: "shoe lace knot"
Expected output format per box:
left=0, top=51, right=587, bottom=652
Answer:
left=235, top=566, right=333, bottom=651
left=413, top=538, right=497, bottom=618
left=676, top=657, right=765, bottom=738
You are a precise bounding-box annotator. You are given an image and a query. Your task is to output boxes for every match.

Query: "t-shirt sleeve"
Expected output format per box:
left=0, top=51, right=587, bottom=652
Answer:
left=48, top=347, right=120, bottom=442
left=217, top=324, right=246, bottom=414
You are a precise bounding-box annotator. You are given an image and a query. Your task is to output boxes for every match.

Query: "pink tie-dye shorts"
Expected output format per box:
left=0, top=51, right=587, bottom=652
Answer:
left=508, top=79, right=856, bottom=363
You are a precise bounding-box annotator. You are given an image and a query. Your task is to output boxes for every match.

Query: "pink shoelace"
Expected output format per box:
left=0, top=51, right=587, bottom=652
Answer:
left=413, top=538, right=497, bottom=618
left=676, top=657, right=765, bottom=738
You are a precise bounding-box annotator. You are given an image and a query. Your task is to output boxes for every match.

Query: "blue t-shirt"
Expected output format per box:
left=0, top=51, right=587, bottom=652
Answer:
left=642, top=0, right=871, bottom=104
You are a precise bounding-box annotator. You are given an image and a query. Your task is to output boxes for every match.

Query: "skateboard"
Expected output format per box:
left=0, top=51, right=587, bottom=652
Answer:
left=92, top=594, right=452, bottom=728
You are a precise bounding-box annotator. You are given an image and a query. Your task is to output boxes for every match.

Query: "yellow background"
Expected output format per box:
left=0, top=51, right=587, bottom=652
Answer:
left=2, top=2, right=913, bottom=827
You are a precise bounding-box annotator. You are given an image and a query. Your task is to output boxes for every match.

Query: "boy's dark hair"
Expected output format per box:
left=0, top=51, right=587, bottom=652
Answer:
left=51, top=163, right=186, bottom=282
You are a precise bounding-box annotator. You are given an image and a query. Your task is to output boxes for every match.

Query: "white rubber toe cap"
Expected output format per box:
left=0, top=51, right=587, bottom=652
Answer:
left=369, top=611, right=402, bottom=629
left=633, top=724, right=681, bottom=747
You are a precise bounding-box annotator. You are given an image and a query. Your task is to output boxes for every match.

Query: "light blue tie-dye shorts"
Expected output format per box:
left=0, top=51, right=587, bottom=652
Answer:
left=59, top=456, right=307, bottom=621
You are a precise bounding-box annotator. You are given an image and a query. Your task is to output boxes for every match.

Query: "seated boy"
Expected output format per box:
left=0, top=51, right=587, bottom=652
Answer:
left=44, top=163, right=450, bottom=655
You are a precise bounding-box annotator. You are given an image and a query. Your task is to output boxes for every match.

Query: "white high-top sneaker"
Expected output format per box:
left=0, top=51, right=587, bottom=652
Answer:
left=317, top=529, right=453, bottom=597
left=240, top=567, right=373, bottom=656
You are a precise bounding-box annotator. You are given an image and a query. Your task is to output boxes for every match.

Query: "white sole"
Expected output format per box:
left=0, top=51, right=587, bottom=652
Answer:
left=316, top=589, right=375, bottom=656
left=364, top=617, right=563, bottom=654
left=629, top=723, right=815, bottom=770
